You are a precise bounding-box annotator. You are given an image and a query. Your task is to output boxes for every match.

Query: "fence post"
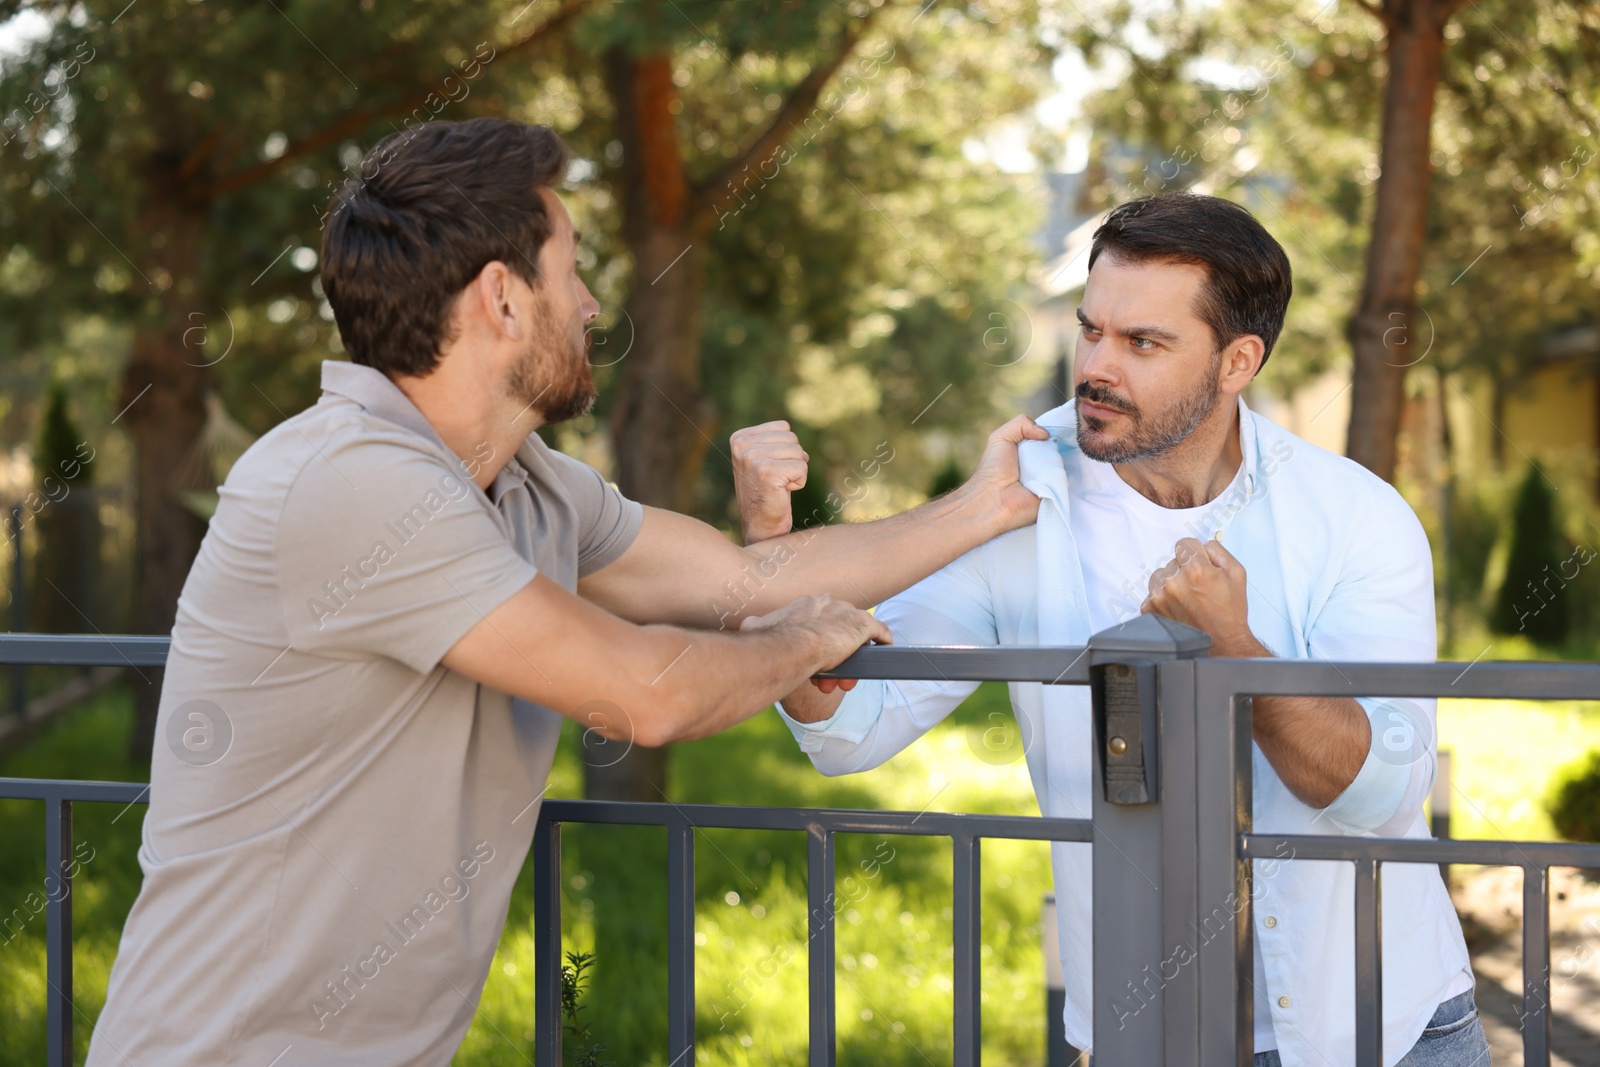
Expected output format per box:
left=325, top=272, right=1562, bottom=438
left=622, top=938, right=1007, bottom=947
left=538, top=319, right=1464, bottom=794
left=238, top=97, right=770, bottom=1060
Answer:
left=1086, top=615, right=1210, bottom=1067
left=1192, top=660, right=1254, bottom=1066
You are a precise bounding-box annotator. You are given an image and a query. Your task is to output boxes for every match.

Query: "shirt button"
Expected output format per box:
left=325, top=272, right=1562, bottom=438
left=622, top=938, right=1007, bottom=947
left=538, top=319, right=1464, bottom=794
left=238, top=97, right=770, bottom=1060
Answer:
left=1278, top=996, right=1291, bottom=1009
left=1264, top=916, right=1277, bottom=928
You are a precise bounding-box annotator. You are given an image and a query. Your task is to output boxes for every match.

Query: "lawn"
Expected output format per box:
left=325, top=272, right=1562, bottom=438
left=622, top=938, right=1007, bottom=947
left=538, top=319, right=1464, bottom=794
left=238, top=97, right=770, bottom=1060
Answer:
left=1, top=681, right=1598, bottom=1066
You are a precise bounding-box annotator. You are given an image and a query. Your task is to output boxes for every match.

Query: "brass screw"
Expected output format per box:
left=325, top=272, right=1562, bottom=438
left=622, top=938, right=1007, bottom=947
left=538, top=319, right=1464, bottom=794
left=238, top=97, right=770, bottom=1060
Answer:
left=1108, top=736, right=1128, bottom=756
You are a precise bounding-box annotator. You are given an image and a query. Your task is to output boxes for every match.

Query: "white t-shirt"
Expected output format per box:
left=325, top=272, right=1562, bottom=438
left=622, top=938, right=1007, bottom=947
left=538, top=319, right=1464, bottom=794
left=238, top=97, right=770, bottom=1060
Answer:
left=1065, top=451, right=1475, bottom=1052
left=1066, top=451, right=1288, bottom=1049
left=1070, top=448, right=1247, bottom=634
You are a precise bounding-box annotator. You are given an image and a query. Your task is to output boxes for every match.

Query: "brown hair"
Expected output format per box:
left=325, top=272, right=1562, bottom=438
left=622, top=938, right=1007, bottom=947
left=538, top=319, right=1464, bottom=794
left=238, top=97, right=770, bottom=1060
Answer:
left=321, top=118, right=569, bottom=377
left=1088, top=192, right=1292, bottom=368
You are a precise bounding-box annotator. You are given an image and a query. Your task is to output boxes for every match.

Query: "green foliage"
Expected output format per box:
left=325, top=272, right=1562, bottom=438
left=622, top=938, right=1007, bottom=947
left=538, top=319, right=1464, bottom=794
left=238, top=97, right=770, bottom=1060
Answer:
left=1490, top=466, right=1570, bottom=645
left=31, top=383, right=101, bottom=631
left=1547, top=748, right=1600, bottom=845
left=3, top=0, right=1061, bottom=535
left=1075, top=0, right=1600, bottom=399
left=926, top=458, right=965, bottom=499
left=1, top=680, right=1054, bottom=1067
left=1438, top=479, right=1500, bottom=610
left=35, top=384, right=91, bottom=490
left=561, top=950, right=612, bottom=1067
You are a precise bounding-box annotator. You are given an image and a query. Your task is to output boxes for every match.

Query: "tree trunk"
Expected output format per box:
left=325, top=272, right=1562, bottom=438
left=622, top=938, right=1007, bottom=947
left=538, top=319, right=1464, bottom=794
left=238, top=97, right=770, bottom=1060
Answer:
left=590, top=22, right=867, bottom=800
left=121, top=193, right=212, bottom=765
left=1344, top=0, right=1458, bottom=481
left=593, top=47, right=717, bottom=802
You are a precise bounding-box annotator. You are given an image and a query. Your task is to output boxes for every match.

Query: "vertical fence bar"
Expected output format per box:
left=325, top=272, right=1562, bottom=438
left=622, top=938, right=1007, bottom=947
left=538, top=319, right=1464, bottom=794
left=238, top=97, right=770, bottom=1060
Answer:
left=807, top=822, right=836, bottom=1067
left=9, top=504, right=24, bottom=720
left=1430, top=751, right=1452, bottom=883
left=1157, top=660, right=1200, bottom=1067
left=44, top=794, right=72, bottom=1067
left=952, top=833, right=982, bottom=1067
left=1193, top=669, right=1252, bottom=1066
left=667, top=819, right=696, bottom=1067
left=533, top=817, right=562, bottom=1067
left=1352, top=858, right=1383, bottom=1067
left=1521, top=864, right=1551, bottom=1067
left=1041, top=893, right=1073, bottom=1067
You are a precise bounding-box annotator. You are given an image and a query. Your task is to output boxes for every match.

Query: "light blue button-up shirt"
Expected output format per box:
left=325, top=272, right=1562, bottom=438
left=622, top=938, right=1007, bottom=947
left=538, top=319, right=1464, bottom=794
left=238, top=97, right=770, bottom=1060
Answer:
left=781, top=398, right=1473, bottom=1067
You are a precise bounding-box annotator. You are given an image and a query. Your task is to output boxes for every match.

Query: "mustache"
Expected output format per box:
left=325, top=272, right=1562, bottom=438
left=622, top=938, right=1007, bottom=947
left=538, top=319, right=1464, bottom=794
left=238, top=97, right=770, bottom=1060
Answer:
left=1075, top=381, right=1137, bottom=416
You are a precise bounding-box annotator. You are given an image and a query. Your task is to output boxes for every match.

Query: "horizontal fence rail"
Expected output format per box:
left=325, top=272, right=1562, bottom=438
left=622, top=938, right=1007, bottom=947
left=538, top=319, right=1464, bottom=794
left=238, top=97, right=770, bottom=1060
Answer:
left=531, top=801, right=1094, bottom=1067
left=5, top=631, right=1600, bottom=1066
left=1196, top=656, right=1600, bottom=1067
left=0, top=633, right=170, bottom=667
left=0, top=777, right=151, bottom=1067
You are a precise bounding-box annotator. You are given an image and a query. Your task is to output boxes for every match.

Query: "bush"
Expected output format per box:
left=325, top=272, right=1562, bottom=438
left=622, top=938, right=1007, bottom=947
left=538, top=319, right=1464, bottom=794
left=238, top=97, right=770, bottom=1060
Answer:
left=1489, top=465, right=1570, bottom=646
left=1548, top=748, right=1600, bottom=844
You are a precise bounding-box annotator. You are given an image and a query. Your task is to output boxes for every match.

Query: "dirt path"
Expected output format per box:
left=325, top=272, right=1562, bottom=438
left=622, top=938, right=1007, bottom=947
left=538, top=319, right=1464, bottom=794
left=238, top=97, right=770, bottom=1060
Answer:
left=1451, top=865, right=1600, bottom=1066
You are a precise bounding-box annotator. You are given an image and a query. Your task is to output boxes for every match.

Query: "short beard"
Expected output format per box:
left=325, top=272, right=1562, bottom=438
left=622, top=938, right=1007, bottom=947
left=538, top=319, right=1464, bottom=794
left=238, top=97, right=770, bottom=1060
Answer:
left=506, top=294, right=598, bottom=425
left=1075, top=349, right=1224, bottom=463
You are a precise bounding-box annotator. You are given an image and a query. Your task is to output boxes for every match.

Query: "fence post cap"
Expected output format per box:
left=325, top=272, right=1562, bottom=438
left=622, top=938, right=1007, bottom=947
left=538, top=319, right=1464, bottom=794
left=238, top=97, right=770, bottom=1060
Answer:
left=1086, top=613, right=1211, bottom=661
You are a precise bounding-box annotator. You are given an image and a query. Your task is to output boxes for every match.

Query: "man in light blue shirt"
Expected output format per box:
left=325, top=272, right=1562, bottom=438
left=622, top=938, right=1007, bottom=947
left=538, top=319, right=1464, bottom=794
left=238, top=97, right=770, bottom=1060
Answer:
left=735, top=194, right=1485, bottom=1066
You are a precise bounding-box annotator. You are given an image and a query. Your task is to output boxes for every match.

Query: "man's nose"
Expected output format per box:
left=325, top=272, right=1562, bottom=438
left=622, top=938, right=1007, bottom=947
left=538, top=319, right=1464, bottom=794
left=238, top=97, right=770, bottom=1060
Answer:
left=578, top=282, right=600, bottom=326
left=1077, top=339, right=1120, bottom=386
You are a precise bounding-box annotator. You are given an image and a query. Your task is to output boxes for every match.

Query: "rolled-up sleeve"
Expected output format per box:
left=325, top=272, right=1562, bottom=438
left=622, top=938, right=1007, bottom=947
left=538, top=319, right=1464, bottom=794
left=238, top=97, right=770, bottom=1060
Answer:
left=777, top=541, right=1001, bottom=776
left=1310, top=481, right=1438, bottom=836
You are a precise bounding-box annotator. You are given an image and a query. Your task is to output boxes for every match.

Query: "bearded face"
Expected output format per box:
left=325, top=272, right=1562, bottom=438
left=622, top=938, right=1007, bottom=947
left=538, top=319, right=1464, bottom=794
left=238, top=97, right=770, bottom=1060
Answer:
left=505, top=286, right=597, bottom=424
left=1074, top=344, right=1225, bottom=463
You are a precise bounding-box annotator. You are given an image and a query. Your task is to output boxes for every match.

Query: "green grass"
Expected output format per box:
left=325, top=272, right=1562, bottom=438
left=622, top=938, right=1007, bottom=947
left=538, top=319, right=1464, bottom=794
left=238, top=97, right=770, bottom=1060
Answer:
left=0, top=682, right=1050, bottom=1067
left=4, top=681, right=1600, bottom=1065
left=1435, top=698, right=1600, bottom=842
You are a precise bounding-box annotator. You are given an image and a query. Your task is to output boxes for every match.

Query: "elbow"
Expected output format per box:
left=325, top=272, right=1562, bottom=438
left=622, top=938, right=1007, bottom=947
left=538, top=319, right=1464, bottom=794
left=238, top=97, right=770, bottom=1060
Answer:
left=630, top=711, right=677, bottom=750
left=633, top=688, right=709, bottom=748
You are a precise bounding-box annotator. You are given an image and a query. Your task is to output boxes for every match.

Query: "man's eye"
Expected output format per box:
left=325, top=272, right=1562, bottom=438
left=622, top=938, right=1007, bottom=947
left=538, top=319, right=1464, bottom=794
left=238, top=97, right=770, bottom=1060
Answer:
left=1131, top=338, right=1155, bottom=351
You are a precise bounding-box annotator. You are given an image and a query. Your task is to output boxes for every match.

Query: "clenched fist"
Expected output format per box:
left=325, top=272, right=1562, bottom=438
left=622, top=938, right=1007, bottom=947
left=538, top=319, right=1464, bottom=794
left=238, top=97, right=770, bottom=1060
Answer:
left=1140, top=537, right=1264, bottom=658
left=730, top=421, right=808, bottom=544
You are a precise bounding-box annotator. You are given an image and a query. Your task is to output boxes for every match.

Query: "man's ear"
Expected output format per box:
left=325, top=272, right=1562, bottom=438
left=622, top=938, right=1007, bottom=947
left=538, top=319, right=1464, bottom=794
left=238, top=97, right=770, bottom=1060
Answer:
left=1220, top=334, right=1265, bottom=395
left=470, top=261, right=523, bottom=341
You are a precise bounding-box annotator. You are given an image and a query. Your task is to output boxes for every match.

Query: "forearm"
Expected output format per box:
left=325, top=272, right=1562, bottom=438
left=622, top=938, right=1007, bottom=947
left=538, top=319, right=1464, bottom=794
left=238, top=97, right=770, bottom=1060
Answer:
left=729, top=486, right=998, bottom=618
left=635, top=623, right=832, bottom=745
left=775, top=680, right=846, bottom=723
left=1252, top=693, right=1372, bottom=809
left=1197, top=629, right=1369, bottom=808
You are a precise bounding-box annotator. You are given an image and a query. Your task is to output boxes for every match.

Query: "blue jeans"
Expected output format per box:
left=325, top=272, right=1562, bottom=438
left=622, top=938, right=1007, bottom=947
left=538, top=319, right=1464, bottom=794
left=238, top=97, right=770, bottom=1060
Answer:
left=1088, top=990, right=1491, bottom=1066
left=1250, top=990, right=1490, bottom=1066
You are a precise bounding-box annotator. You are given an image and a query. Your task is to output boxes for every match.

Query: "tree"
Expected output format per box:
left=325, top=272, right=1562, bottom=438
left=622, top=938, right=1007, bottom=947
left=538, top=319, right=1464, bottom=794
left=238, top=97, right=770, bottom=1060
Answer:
left=0, top=0, right=585, bottom=759
left=553, top=0, right=1055, bottom=800
left=31, top=382, right=97, bottom=633
left=1342, top=0, right=1466, bottom=482
left=1076, top=0, right=1600, bottom=484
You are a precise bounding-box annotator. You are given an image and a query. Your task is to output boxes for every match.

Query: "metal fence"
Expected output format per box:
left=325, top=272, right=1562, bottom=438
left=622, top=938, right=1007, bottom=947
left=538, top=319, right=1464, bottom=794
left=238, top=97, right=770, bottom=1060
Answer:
left=4, top=623, right=1600, bottom=1067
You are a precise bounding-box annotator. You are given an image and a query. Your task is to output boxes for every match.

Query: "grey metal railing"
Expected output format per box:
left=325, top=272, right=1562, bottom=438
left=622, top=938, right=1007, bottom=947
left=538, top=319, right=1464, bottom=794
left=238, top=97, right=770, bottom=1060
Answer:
left=4, top=626, right=1600, bottom=1067
left=530, top=800, right=1091, bottom=1067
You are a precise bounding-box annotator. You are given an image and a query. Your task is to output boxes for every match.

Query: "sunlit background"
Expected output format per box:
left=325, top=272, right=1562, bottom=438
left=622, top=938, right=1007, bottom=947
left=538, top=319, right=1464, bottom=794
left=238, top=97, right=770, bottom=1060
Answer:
left=1, top=0, right=1598, bottom=1063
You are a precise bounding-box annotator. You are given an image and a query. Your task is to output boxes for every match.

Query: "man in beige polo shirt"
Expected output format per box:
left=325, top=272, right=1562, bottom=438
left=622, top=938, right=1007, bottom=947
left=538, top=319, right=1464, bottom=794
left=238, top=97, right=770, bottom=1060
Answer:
left=86, top=118, right=1046, bottom=1066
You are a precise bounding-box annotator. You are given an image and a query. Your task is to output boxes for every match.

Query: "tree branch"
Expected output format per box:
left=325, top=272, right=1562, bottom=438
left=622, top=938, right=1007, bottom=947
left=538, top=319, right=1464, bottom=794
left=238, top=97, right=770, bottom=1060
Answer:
left=206, top=0, right=591, bottom=199
left=1350, top=0, right=1395, bottom=29
left=690, top=7, right=880, bottom=224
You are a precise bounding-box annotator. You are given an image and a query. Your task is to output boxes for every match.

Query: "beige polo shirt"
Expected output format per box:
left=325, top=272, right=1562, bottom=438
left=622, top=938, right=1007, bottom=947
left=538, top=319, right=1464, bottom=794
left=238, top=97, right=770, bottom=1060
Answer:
left=87, top=361, right=642, bottom=1067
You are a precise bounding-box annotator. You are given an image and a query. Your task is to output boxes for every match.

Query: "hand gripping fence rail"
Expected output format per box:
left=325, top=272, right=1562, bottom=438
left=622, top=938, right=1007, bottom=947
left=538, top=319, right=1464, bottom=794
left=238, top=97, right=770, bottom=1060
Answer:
left=3, top=621, right=1600, bottom=1066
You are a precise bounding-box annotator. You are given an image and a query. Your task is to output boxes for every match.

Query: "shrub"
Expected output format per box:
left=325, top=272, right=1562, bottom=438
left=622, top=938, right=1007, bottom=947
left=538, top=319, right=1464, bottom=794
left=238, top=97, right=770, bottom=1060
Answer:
left=1548, top=748, right=1600, bottom=844
left=1489, top=465, right=1570, bottom=646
